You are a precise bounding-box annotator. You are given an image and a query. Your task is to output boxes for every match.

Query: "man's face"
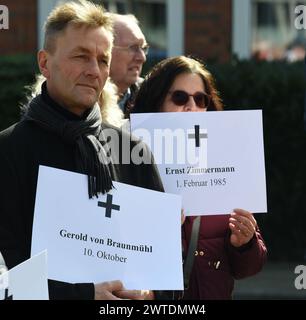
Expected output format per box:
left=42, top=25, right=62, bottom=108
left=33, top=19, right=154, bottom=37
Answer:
left=38, top=24, right=112, bottom=116
left=110, top=22, right=147, bottom=94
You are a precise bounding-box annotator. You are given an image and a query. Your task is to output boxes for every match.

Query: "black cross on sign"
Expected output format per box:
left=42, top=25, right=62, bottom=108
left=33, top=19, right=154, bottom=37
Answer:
left=4, top=288, right=13, bottom=300
left=188, top=125, right=208, bottom=147
left=98, top=194, right=120, bottom=218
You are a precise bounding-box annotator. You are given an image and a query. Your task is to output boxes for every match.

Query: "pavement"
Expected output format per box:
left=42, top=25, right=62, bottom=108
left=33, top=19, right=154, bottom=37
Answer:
left=233, top=262, right=306, bottom=300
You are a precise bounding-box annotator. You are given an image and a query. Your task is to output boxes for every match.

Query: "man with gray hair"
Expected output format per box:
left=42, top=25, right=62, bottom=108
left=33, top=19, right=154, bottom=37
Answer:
left=0, top=0, right=171, bottom=300
left=110, top=14, right=149, bottom=114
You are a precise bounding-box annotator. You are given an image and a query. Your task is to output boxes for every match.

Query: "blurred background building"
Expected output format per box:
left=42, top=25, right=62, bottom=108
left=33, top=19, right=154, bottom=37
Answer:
left=0, top=0, right=305, bottom=63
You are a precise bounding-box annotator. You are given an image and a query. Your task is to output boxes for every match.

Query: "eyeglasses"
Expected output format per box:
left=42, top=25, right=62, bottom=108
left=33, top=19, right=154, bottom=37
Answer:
left=168, top=90, right=211, bottom=109
left=113, top=44, right=150, bottom=55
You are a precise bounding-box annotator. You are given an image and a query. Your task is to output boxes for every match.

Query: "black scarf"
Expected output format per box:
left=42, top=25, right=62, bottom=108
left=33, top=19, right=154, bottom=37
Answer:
left=22, top=90, right=113, bottom=199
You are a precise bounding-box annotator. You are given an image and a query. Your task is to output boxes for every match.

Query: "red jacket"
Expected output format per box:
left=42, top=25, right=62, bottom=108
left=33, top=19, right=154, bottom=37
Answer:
left=182, top=215, right=267, bottom=300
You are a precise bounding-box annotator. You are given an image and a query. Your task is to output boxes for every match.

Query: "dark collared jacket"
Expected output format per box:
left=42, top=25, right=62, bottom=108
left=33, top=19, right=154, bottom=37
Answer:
left=0, top=93, right=171, bottom=300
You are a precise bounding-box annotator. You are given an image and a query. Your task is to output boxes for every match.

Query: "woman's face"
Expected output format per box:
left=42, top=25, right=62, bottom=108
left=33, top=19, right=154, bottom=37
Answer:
left=160, top=72, right=209, bottom=113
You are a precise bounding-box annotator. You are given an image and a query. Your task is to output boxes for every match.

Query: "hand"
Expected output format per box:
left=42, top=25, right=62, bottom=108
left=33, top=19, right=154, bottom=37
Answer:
left=229, top=208, right=257, bottom=248
left=181, top=209, right=186, bottom=225
left=94, top=280, right=124, bottom=300
left=114, top=289, right=155, bottom=300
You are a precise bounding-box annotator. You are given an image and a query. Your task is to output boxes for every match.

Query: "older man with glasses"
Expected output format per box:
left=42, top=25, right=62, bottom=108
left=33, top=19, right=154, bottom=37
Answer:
left=110, top=14, right=149, bottom=115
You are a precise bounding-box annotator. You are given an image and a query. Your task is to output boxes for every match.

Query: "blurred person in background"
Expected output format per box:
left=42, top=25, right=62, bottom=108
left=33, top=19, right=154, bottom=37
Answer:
left=110, top=14, right=148, bottom=115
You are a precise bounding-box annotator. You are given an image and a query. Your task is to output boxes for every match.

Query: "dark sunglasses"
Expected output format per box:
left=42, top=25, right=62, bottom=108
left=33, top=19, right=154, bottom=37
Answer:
left=169, top=90, right=211, bottom=109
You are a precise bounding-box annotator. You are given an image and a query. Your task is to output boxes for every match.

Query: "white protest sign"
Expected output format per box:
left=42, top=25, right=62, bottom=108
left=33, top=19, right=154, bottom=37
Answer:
left=0, top=251, right=48, bottom=300
left=130, top=110, right=267, bottom=215
left=31, top=166, right=183, bottom=290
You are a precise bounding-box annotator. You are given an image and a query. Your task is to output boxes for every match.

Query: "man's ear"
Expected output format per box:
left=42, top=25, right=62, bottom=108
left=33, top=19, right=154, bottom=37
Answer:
left=38, top=50, right=50, bottom=79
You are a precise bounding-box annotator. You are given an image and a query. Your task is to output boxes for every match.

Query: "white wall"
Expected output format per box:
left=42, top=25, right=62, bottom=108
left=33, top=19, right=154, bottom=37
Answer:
left=232, top=0, right=252, bottom=59
left=167, top=0, right=184, bottom=57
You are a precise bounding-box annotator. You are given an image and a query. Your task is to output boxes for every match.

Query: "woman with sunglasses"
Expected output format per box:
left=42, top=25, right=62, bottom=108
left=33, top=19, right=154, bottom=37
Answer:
left=131, top=56, right=267, bottom=300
